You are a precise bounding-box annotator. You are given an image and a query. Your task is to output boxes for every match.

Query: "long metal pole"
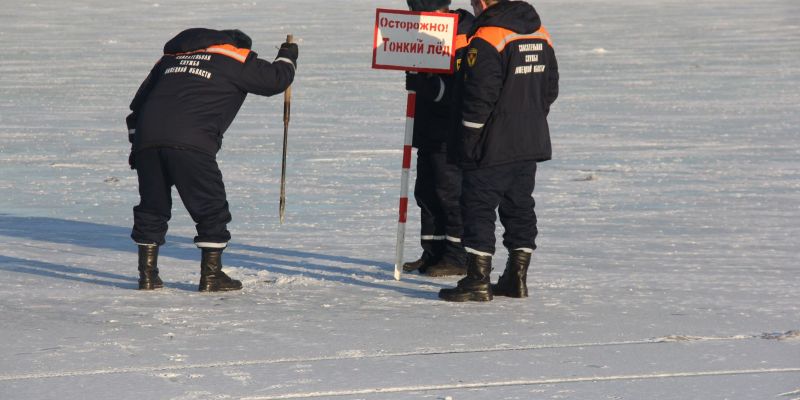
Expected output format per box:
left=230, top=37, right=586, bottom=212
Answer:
left=279, top=34, right=293, bottom=225
left=393, top=89, right=416, bottom=280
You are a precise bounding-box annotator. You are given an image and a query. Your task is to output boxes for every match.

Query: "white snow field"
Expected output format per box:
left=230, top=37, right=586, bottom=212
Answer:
left=1, top=0, right=798, bottom=398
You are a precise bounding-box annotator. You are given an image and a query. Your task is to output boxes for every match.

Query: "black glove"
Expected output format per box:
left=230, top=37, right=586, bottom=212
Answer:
left=459, top=124, right=483, bottom=164
left=277, top=42, right=298, bottom=65
left=127, top=131, right=137, bottom=170
left=128, top=147, right=136, bottom=170
left=405, top=72, right=439, bottom=99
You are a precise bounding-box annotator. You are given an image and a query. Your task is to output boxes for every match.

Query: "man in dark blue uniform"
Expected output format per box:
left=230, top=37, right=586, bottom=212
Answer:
left=402, top=0, right=474, bottom=277
left=440, top=0, right=559, bottom=301
left=126, top=28, right=297, bottom=292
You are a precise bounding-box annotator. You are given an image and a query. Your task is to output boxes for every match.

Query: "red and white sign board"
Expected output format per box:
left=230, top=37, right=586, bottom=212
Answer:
left=372, top=8, right=459, bottom=74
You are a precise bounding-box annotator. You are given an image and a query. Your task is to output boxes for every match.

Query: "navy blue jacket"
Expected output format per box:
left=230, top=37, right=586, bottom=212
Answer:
left=127, top=28, right=296, bottom=156
left=412, top=9, right=475, bottom=151
left=454, top=1, right=559, bottom=169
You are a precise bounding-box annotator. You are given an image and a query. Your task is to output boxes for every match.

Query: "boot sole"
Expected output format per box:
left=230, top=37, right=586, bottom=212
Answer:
left=491, top=285, right=528, bottom=298
left=138, top=282, right=163, bottom=290
left=492, top=291, right=528, bottom=298
left=199, top=287, right=242, bottom=292
left=199, top=284, right=243, bottom=292
left=426, top=270, right=467, bottom=278
left=438, top=291, right=493, bottom=302
left=403, top=264, right=434, bottom=273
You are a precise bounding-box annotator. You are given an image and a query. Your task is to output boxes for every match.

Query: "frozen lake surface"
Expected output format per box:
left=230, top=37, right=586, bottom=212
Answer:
left=1, top=0, right=798, bottom=399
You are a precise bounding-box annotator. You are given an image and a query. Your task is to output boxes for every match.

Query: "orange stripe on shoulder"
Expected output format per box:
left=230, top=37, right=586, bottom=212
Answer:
left=472, top=27, right=514, bottom=51
left=536, top=26, right=553, bottom=47
left=205, top=44, right=251, bottom=63
left=455, top=34, right=469, bottom=51
left=473, top=25, right=553, bottom=52
left=166, top=44, right=251, bottom=63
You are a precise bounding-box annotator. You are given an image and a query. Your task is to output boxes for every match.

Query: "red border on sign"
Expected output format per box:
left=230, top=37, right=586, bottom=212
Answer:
left=372, top=8, right=459, bottom=74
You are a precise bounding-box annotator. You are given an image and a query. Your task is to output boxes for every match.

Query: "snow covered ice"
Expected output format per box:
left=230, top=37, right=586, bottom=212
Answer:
left=1, top=0, right=798, bottom=399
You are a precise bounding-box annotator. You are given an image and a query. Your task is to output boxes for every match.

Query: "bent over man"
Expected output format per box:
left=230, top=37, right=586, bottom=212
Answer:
left=440, top=0, right=559, bottom=301
left=126, top=28, right=297, bottom=292
left=402, top=0, right=474, bottom=277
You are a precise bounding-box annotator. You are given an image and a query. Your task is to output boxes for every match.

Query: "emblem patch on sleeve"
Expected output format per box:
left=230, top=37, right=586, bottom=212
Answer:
left=467, top=48, right=478, bottom=68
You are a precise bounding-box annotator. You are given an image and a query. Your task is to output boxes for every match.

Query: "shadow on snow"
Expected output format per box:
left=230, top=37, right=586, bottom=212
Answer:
left=0, top=214, right=440, bottom=298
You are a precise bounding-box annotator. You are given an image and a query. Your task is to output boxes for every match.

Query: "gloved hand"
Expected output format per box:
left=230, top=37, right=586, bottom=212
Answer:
left=277, top=41, right=298, bottom=65
left=459, top=123, right=483, bottom=165
left=404, top=72, right=424, bottom=92
left=128, top=147, right=136, bottom=170
left=405, top=72, right=439, bottom=99
left=127, top=130, right=137, bottom=170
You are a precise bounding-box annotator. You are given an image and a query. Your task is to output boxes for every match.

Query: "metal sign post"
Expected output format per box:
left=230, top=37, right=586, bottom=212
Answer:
left=372, top=9, right=458, bottom=280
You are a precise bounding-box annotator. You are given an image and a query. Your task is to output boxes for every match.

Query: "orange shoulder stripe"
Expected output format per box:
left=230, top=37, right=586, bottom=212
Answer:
left=455, top=34, right=469, bottom=51
left=473, top=25, right=553, bottom=52
left=205, top=44, right=251, bottom=63
left=166, top=44, right=251, bottom=63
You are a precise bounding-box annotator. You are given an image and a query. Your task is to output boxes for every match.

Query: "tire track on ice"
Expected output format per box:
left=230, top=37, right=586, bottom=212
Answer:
left=0, top=333, right=790, bottom=382
left=239, top=368, right=800, bottom=399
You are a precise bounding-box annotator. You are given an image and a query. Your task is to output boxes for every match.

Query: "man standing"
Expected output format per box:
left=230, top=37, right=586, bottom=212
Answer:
left=402, top=0, right=474, bottom=277
left=127, top=28, right=297, bottom=292
left=439, top=0, right=559, bottom=301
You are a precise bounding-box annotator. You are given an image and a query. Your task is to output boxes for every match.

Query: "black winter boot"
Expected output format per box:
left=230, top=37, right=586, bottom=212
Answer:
left=425, top=241, right=467, bottom=277
left=137, top=244, right=163, bottom=290
left=402, top=250, right=437, bottom=273
left=492, top=250, right=531, bottom=298
left=425, top=260, right=467, bottom=277
left=402, top=239, right=444, bottom=273
left=198, top=248, right=242, bottom=292
left=438, top=253, right=493, bottom=302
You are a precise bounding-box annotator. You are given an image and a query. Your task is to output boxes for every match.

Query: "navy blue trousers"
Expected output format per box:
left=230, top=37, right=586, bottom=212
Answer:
left=461, top=161, right=538, bottom=255
left=131, top=148, right=231, bottom=246
left=414, top=148, right=464, bottom=263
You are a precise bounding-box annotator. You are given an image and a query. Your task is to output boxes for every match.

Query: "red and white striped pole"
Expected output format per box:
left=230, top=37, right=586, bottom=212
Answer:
left=393, top=87, right=416, bottom=280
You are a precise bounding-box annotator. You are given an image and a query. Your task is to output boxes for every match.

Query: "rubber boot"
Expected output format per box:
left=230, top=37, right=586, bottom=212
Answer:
left=492, top=250, right=531, bottom=298
left=438, top=253, right=493, bottom=302
left=198, top=248, right=242, bottom=292
left=137, top=244, right=163, bottom=290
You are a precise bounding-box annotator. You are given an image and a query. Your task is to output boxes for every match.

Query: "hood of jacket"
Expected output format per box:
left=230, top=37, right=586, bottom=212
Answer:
left=163, top=28, right=237, bottom=54
left=454, top=8, right=476, bottom=34
left=470, top=1, right=541, bottom=36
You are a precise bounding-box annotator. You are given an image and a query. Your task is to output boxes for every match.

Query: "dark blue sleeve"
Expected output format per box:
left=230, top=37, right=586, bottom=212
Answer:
left=460, top=38, right=503, bottom=131
left=545, top=44, right=559, bottom=113
left=127, top=60, right=162, bottom=141
left=458, top=38, right=503, bottom=163
left=234, top=53, right=295, bottom=97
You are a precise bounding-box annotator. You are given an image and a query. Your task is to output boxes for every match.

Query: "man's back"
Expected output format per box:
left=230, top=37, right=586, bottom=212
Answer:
left=457, top=1, right=559, bottom=168
left=128, top=28, right=296, bottom=156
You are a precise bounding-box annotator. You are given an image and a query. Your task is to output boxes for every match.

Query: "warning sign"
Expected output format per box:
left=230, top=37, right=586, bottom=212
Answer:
left=372, top=8, right=459, bottom=74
